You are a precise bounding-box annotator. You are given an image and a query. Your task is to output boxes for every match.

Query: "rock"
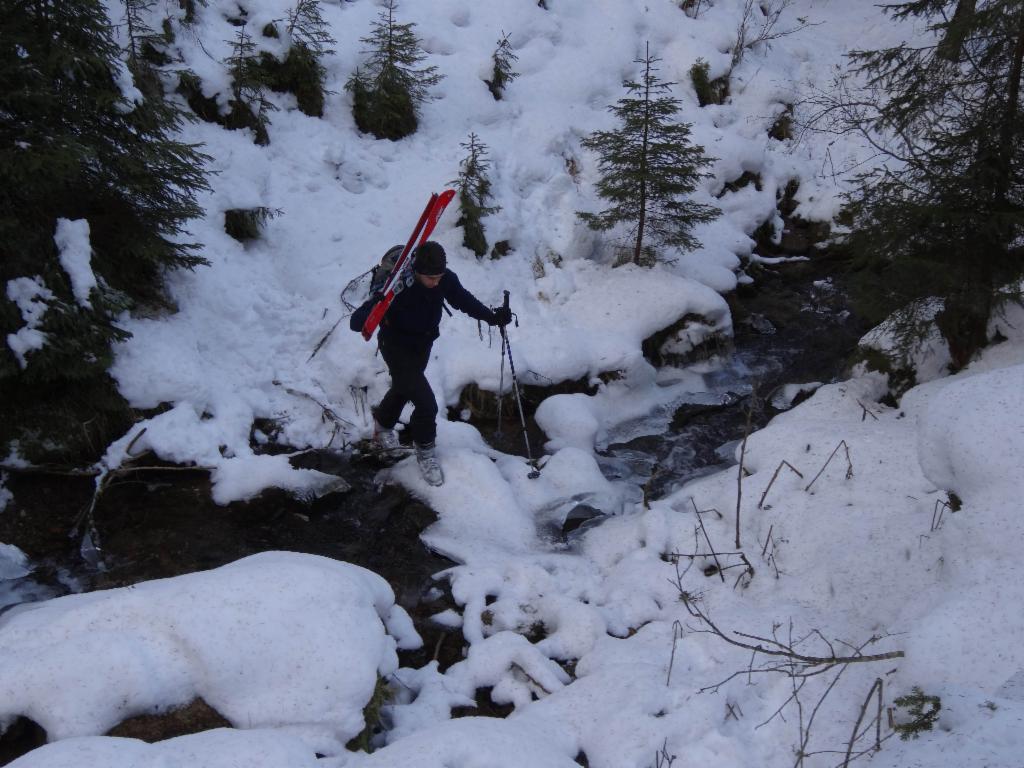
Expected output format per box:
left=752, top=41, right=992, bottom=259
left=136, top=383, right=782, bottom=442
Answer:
left=105, top=698, right=232, bottom=743
left=561, top=504, right=604, bottom=536
left=0, top=716, right=46, bottom=766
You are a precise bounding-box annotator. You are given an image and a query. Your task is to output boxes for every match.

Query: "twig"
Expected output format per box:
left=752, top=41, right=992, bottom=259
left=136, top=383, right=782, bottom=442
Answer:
left=692, top=498, right=726, bottom=583
left=0, top=464, right=100, bottom=477
left=758, top=460, right=804, bottom=509
left=735, top=393, right=758, bottom=548
left=931, top=498, right=952, bottom=532
left=667, top=620, right=684, bottom=686
left=733, top=552, right=755, bottom=590
left=856, top=399, right=879, bottom=421
left=681, top=595, right=904, bottom=670
left=804, top=440, right=854, bottom=492
left=796, top=665, right=848, bottom=768
left=655, top=739, right=676, bottom=768
left=307, top=314, right=346, bottom=363
left=272, top=380, right=355, bottom=429
left=761, top=524, right=774, bottom=557
left=843, top=678, right=884, bottom=767
left=124, top=427, right=148, bottom=458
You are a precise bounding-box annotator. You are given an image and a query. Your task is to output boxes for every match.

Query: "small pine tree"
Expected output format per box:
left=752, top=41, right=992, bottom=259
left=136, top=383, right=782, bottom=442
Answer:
left=259, top=0, right=335, bottom=117
left=345, top=0, right=443, bottom=141
left=485, top=32, right=518, bottom=101
left=451, top=134, right=501, bottom=257
left=578, top=44, right=718, bottom=266
left=833, top=0, right=1024, bottom=369
left=0, top=0, right=210, bottom=461
left=225, top=26, right=277, bottom=145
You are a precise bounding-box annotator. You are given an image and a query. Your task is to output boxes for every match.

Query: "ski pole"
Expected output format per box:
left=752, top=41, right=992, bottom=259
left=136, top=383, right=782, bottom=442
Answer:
left=496, top=321, right=507, bottom=437
left=499, top=290, right=540, bottom=479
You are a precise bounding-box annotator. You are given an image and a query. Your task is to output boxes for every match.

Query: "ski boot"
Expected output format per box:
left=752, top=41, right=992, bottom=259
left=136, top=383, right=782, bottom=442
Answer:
left=373, top=419, right=401, bottom=452
left=416, top=442, right=444, bottom=487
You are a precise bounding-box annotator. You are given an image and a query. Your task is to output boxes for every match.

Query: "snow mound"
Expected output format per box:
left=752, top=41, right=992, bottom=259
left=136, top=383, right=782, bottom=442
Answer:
left=915, top=363, right=1024, bottom=501
left=7, top=729, right=318, bottom=768
left=0, top=552, right=420, bottom=754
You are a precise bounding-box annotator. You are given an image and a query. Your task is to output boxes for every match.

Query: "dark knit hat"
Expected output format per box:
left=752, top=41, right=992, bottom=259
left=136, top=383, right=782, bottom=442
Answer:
left=413, top=241, right=446, bottom=275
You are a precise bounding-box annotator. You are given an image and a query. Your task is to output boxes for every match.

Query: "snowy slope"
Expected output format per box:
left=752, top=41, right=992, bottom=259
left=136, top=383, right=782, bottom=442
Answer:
left=11, top=1, right=1024, bottom=767
left=98, top=0, right=903, bottom=503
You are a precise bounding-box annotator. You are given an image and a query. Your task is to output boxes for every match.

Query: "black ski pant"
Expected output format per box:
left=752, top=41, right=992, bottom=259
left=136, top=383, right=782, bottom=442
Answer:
left=375, top=335, right=437, bottom=447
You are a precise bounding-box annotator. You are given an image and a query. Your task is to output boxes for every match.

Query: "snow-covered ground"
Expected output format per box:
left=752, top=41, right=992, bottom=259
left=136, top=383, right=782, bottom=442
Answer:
left=90, top=0, right=903, bottom=505
left=6, top=0, right=1024, bottom=766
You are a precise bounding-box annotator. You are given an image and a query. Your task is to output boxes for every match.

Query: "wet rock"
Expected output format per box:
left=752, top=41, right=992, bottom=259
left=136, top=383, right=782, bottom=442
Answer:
left=0, top=716, right=46, bottom=766
left=746, top=313, right=776, bottom=335
left=561, top=504, right=604, bottom=536
left=642, top=313, right=731, bottom=367
left=670, top=394, right=741, bottom=430
left=105, top=698, right=232, bottom=743
left=769, top=382, right=823, bottom=411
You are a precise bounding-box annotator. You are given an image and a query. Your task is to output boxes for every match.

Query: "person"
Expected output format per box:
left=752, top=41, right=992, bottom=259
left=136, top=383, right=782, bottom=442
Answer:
left=351, top=241, right=512, bottom=486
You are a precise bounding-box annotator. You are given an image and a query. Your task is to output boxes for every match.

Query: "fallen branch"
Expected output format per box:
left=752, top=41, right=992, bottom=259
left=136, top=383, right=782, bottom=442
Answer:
left=273, top=380, right=355, bottom=429
left=680, top=594, right=904, bottom=689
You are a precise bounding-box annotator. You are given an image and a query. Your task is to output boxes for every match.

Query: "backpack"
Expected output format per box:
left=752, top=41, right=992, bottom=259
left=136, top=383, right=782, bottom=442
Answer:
left=370, top=244, right=405, bottom=296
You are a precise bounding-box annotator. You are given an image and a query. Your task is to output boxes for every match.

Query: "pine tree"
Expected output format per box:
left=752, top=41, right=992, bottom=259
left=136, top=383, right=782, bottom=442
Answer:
left=345, top=0, right=442, bottom=141
left=225, top=26, right=277, bottom=145
left=0, top=0, right=210, bottom=461
left=451, top=134, right=500, bottom=257
left=485, top=32, right=518, bottom=101
left=123, top=0, right=162, bottom=71
left=259, top=0, right=335, bottom=117
left=831, top=0, right=1024, bottom=369
left=578, top=45, right=718, bottom=266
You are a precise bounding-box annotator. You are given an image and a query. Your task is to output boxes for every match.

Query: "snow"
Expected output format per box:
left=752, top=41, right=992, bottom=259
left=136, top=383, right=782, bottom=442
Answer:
left=7, top=729, right=321, bottom=768
left=0, top=474, right=12, bottom=513
left=859, top=298, right=952, bottom=386
left=7, top=1, right=1024, bottom=767
left=5, top=276, right=53, bottom=369
left=54, top=219, right=97, bottom=309
left=0, top=552, right=420, bottom=755
left=0, top=543, right=29, bottom=580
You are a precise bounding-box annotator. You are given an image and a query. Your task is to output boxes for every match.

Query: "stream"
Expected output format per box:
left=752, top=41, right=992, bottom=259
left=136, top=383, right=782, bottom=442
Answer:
left=0, top=252, right=867, bottom=755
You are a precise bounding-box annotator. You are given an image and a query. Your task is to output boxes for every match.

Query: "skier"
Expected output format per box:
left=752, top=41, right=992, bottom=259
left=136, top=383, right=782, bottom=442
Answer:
left=351, top=241, right=512, bottom=486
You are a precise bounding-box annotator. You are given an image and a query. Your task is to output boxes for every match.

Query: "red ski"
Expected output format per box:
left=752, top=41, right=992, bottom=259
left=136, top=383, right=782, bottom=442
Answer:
left=361, top=189, right=456, bottom=341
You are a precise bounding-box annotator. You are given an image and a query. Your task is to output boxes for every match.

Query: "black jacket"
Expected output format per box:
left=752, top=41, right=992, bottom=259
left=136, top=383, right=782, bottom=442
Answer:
left=351, top=269, right=495, bottom=347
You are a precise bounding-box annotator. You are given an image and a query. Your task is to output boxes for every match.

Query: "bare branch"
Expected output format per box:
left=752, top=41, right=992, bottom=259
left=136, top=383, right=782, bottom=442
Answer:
left=804, top=440, right=854, bottom=492
left=758, top=459, right=804, bottom=509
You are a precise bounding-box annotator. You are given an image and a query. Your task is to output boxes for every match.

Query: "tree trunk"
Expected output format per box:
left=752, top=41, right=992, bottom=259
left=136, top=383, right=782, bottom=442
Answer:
left=939, top=5, right=1024, bottom=370
left=634, top=50, right=652, bottom=265
left=937, top=0, right=977, bottom=61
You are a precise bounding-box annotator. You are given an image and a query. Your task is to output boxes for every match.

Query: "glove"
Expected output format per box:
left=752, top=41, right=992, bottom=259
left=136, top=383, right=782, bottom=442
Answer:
left=490, top=306, right=513, bottom=327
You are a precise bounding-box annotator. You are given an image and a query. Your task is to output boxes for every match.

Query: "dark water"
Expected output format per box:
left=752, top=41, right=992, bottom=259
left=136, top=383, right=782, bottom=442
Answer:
left=598, top=260, right=865, bottom=501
